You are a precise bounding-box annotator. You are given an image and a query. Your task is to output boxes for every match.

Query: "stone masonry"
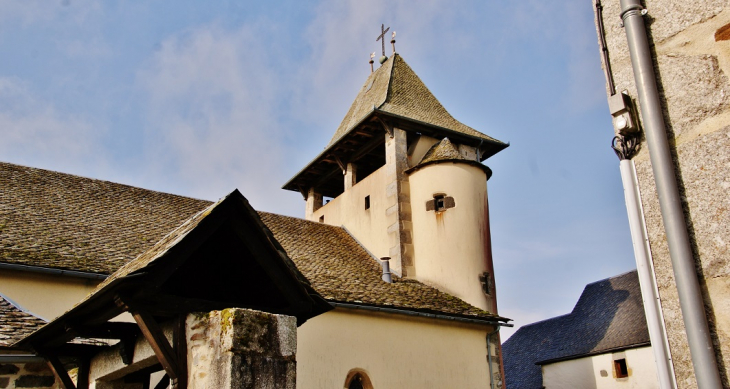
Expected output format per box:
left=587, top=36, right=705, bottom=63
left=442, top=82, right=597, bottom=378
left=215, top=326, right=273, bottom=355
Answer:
left=187, top=309, right=297, bottom=389
left=0, top=362, right=59, bottom=389
left=595, top=2, right=730, bottom=387
left=384, top=128, right=414, bottom=277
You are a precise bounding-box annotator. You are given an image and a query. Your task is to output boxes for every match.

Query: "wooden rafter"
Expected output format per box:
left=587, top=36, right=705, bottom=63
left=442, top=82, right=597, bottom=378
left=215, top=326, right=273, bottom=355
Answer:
left=130, top=310, right=180, bottom=384
left=44, top=353, right=77, bottom=389
left=76, top=358, right=90, bottom=389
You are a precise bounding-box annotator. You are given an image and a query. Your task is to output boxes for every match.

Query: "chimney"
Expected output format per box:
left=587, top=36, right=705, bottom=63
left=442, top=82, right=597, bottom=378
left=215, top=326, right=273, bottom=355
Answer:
left=380, top=257, right=392, bottom=283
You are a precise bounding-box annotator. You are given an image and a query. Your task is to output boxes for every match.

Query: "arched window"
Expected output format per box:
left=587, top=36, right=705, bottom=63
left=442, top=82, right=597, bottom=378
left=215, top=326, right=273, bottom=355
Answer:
left=344, top=369, right=373, bottom=389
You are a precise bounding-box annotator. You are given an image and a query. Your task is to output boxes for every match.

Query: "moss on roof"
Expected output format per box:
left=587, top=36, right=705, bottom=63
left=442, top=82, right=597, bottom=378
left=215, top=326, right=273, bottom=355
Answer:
left=0, top=162, right=211, bottom=274
left=328, top=54, right=504, bottom=148
left=0, top=162, right=501, bottom=320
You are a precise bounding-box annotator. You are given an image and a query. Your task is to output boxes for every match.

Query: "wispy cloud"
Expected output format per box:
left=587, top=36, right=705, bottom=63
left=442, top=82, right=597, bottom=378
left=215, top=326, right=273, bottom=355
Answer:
left=0, top=77, right=107, bottom=174
left=136, top=23, right=299, bottom=213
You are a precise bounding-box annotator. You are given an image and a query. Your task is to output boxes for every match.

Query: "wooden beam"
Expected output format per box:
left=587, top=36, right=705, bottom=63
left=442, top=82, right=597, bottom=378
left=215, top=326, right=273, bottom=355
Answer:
left=76, top=358, right=90, bottom=389
left=173, top=315, right=187, bottom=389
left=334, top=156, right=346, bottom=175
left=375, top=116, right=393, bottom=138
left=119, top=334, right=136, bottom=365
left=349, top=136, right=384, bottom=162
left=131, top=310, right=179, bottom=382
left=44, top=353, right=77, bottom=389
left=43, top=344, right=107, bottom=358
left=67, top=322, right=139, bottom=340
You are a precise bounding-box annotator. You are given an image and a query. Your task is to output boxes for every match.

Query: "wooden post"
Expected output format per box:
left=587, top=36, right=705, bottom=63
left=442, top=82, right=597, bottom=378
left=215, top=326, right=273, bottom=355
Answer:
left=131, top=310, right=179, bottom=384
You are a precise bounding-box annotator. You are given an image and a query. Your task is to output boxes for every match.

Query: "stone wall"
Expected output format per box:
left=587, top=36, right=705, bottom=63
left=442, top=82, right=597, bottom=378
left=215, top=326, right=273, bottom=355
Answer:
left=595, top=2, right=730, bottom=388
left=0, top=362, right=59, bottom=389
left=187, top=308, right=297, bottom=389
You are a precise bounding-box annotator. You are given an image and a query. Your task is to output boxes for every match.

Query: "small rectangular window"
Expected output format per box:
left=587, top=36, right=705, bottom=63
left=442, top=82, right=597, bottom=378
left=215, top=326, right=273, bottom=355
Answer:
left=319, top=215, right=325, bottom=223
left=614, top=358, right=628, bottom=378
left=365, top=195, right=370, bottom=210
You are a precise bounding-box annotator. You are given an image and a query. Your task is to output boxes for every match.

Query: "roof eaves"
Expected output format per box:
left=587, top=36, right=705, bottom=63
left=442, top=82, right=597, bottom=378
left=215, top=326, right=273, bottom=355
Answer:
left=329, top=301, right=509, bottom=325
left=282, top=108, right=377, bottom=191
left=535, top=341, right=652, bottom=365
left=372, top=109, right=509, bottom=159
left=0, top=262, right=109, bottom=280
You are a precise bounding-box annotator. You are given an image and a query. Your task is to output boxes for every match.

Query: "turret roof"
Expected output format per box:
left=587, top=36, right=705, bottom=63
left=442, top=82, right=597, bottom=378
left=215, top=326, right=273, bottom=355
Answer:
left=418, top=137, right=466, bottom=165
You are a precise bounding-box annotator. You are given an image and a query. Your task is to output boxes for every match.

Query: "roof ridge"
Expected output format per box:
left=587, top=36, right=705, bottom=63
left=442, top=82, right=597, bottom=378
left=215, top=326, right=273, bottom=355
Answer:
left=257, top=211, right=350, bottom=231
left=0, top=160, right=210, bottom=203
left=0, top=292, right=46, bottom=322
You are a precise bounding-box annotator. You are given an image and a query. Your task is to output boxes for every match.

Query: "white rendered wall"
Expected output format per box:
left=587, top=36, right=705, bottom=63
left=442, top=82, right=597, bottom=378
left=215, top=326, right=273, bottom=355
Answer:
left=310, top=165, right=391, bottom=259
left=542, top=346, right=659, bottom=389
left=0, top=269, right=99, bottom=321
left=408, top=162, right=494, bottom=313
left=296, top=308, right=494, bottom=388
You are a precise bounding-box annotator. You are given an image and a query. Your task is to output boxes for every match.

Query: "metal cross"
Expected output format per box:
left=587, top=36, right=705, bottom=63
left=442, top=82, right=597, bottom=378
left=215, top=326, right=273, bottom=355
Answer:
left=376, top=24, right=390, bottom=57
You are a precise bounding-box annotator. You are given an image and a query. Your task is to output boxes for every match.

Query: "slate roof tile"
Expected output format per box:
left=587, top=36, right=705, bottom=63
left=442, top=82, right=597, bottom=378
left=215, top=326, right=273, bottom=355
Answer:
left=0, top=161, right=499, bottom=321
left=0, top=162, right=211, bottom=274
left=0, top=294, right=45, bottom=347
left=502, top=270, right=650, bottom=389
left=328, top=54, right=504, bottom=148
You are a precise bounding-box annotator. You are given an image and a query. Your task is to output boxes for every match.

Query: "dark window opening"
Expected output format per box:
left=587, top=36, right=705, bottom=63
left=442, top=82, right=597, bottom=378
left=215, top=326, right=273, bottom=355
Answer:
left=426, top=194, right=455, bottom=212
left=345, top=371, right=372, bottom=389
left=319, top=215, right=324, bottom=223
left=434, top=195, right=445, bottom=211
left=614, top=358, right=628, bottom=378
left=348, top=375, right=364, bottom=389
left=364, top=195, right=370, bottom=210
left=479, top=272, right=492, bottom=296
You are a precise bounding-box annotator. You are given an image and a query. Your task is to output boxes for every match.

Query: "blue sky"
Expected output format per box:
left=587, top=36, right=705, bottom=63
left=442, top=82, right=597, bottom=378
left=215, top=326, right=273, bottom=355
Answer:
left=0, top=0, right=636, bottom=340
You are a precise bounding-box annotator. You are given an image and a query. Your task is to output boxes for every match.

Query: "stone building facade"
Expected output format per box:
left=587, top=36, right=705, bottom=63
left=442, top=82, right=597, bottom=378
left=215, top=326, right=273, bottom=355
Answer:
left=594, top=1, right=730, bottom=387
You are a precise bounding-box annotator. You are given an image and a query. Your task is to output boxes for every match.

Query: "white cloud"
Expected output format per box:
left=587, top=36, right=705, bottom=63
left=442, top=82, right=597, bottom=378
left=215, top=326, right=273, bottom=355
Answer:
left=136, top=24, right=299, bottom=214
left=0, top=77, right=106, bottom=173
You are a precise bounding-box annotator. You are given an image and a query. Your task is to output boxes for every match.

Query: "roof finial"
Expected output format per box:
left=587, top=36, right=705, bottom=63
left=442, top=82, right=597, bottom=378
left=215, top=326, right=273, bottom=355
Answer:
left=376, top=23, right=390, bottom=64
left=369, top=52, right=375, bottom=73
left=391, top=31, right=396, bottom=55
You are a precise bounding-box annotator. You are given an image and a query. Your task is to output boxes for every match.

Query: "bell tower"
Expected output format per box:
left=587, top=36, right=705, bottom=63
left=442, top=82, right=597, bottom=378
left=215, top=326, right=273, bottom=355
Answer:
left=282, top=53, right=508, bottom=313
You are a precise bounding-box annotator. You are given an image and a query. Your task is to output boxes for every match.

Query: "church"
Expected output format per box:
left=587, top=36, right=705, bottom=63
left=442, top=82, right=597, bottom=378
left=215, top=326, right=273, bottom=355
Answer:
left=0, top=48, right=510, bottom=388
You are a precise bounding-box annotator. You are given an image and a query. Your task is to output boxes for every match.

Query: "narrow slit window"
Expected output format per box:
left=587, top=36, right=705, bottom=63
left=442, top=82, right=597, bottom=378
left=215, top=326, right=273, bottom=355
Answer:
left=614, top=358, right=628, bottom=378
left=319, top=215, right=325, bottom=223
left=434, top=195, right=445, bottom=211
left=364, top=195, right=370, bottom=210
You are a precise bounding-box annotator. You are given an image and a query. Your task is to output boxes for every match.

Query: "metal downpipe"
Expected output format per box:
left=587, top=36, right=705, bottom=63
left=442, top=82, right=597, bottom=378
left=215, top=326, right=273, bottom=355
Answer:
left=487, top=326, right=500, bottom=389
left=619, top=0, right=722, bottom=387
left=618, top=156, right=676, bottom=388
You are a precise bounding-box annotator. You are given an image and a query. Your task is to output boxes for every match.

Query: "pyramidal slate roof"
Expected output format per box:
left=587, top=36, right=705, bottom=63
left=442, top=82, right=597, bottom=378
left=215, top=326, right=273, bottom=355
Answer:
left=502, top=270, right=650, bottom=389
left=0, top=294, right=45, bottom=347
left=0, top=161, right=503, bottom=322
left=418, top=137, right=467, bottom=165
left=328, top=54, right=504, bottom=148
left=407, top=137, right=493, bottom=179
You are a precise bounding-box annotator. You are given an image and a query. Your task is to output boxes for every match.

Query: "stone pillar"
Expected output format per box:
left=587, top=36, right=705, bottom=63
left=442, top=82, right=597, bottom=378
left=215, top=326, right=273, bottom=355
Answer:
left=304, top=188, right=322, bottom=221
left=187, top=308, right=297, bottom=389
left=344, top=163, right=357, bottom=190
left=384, top=128, right=414, bottom=277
